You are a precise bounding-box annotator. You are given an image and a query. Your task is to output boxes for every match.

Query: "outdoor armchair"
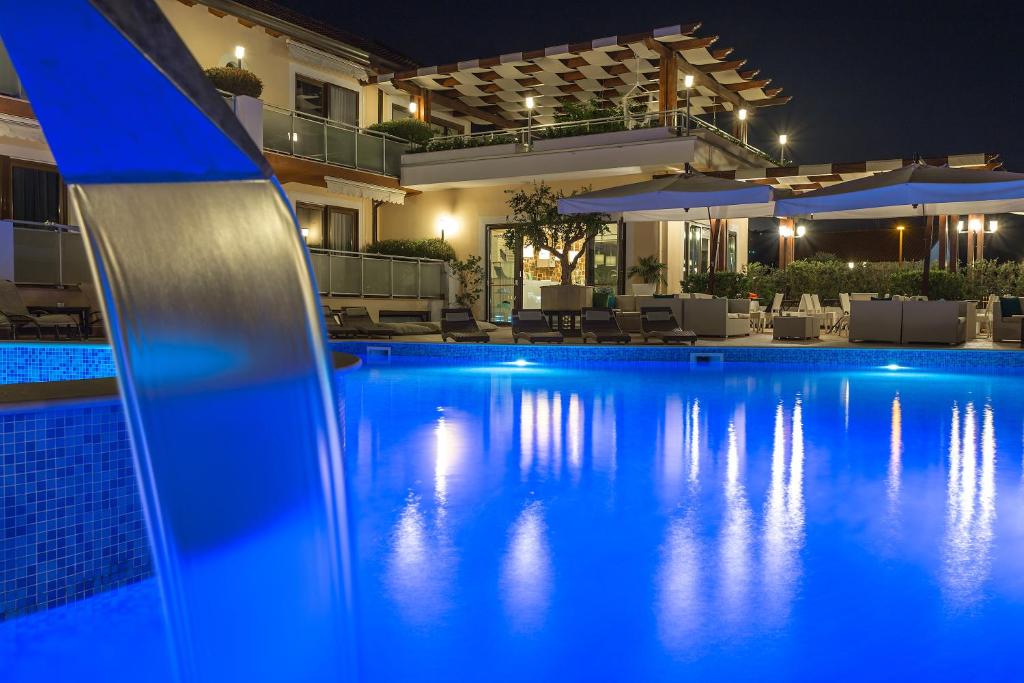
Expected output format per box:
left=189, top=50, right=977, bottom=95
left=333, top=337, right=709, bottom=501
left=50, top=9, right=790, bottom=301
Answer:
left=581, top=307, right=630, bottom=344
left=640, top=306, right=697, bottom=345
left=512, top=309, right=564, bottom=344
left=684, top=297, right=751, bottom=338
left=992, top=296, right=1024, bottom=342
left=901, top=300, right=966, bottom=345
left=441, top=307, right=490, bottom=343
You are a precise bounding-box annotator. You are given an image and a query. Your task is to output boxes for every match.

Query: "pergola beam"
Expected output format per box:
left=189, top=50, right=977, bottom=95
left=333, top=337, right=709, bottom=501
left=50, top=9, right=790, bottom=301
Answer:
left=396, top=81, right=519, bottom=128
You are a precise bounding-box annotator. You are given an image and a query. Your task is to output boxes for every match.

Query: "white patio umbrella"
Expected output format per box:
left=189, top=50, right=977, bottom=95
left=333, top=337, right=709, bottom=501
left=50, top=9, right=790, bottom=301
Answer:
left=558, top=170, right=776, bottom=220
left=774, top=163, right=1024, bottom=295
left=558, top=170, right=777, bottom=294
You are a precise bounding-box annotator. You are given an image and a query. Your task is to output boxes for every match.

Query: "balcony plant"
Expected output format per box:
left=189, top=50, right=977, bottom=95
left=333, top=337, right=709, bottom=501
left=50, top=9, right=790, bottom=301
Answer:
left=505, top=183, right=610, bottom=311
left=364, top=238, right=455, bottom=262
left=627, top=255, right=668, bottom=295
left=205, top=66, right=263, bottom=98
left=367, top=119, right=434, bottom=148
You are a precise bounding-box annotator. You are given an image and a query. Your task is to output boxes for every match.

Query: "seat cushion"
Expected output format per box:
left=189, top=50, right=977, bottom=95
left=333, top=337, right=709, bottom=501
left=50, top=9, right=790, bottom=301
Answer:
left=1000, top=296, right=1022, bottom=317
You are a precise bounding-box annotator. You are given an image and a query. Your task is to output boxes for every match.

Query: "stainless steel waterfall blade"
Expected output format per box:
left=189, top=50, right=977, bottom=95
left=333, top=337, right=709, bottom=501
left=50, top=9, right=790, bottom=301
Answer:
left=0, top=2, right=354, bottom=681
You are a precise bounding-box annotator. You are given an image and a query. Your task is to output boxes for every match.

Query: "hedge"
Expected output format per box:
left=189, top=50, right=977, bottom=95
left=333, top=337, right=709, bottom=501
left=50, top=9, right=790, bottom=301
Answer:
left=363, top=238, right=456, bottom=262
left=367, top=119, right=434, bottom=147
left=205, top=67, right=263, bottom=98
left=681, top=257, right=1024, bottom=302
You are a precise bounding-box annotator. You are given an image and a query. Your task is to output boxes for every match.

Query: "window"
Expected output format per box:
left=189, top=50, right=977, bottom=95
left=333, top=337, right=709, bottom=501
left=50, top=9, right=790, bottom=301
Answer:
left=592, top=225, right=620, bottom=292
left=727, top=231, right=738, bottom=272
left=683, top=222, right=710, bottom=278
left=11, top=164, right=62, bottom=223
left=296, top=202, right=358, bottom=251
left=429, top=119, right=462, bottom=137
left=295, top=76, right=359, bottom=127
left=392, top=103, right=412, bottom=121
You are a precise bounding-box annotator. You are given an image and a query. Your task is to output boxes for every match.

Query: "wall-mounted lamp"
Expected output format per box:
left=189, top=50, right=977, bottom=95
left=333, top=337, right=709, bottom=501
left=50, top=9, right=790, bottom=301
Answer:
left=737, top=108, right=748, bottom=121
left=300, top=228, right=310, bottom=240
left=408, top=100, right=418, bottom=115
left=779, top=224, right=794, bottom=238
left=988, top=220, right=999, bottom=233
left=795, top=224, right=806, bottom=238
left=234, top=45, right=245, bottom=69
left=287, top=132, right=299, bottom=143
left=437, top=214, right=457, bottom=241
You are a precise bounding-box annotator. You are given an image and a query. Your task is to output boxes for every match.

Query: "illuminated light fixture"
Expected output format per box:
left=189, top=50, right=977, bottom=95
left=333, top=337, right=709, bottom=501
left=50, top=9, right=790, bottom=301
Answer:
left=525, top=96, right=536, bottom=110
left=408, top=100, right=418, bottom=115
left=882, top=364, right=906, bottom=371
left=796, top=225, right=806, bottom=238
left=522, top=244, right=535, bottom=258
left=779, top=224, right=794, bottom=238
left=896, top=225, right=905, bottom=231
left=737, top=108, right=748, bottom=121
left=847, top=261, right=855, bottom=270
left=683, top=74, right=694, bottom=89
left=437, top=214, right=457, bottom=240
left=300, top=228, right=310, bottom=239
left=234, top=45, right=246, bottom=60
left=288, top=132, right=299, bottom=143
left=988, top=220, right=999, bottom=233
left=956, top=220, right=965, bottom=233
left=506, top=359, right=532, bottom=367
left=778, top=134, right=788, bottom=145
left=968, top=218, right=982, bottom=232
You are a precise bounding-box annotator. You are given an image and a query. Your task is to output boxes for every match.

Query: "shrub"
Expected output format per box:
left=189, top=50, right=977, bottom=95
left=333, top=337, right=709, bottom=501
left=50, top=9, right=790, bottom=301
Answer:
left=205, top=67, right=263, bottom=98
left=364, top=238, right=455, bottom=262
left=450, top=255, right=484, bottom=309
left=367, top=119, right=434, bottom=147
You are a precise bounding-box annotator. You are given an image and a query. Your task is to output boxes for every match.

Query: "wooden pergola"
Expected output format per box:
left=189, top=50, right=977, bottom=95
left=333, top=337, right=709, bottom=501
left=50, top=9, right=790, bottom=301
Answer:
left=367, top=23, right=791, bottom=129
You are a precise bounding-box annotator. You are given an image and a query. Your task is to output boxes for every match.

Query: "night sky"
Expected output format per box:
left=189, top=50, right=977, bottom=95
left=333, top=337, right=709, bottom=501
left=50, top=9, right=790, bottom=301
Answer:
left=280, top=0, right=1024, bottom=170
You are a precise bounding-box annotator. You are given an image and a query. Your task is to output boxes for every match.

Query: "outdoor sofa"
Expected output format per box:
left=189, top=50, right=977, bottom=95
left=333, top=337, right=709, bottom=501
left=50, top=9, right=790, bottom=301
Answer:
left=683, top=297, right=751, bottom=338
left=848, top=299, right=903, bottom=343
left=900, top=300, right=967, bottom=345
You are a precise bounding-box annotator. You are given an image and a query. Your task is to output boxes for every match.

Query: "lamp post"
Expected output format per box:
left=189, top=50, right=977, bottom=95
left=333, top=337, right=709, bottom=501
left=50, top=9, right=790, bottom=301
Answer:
left=234, top=45, right=245, bottom=70
left=525, top=95, right=536, bottom=147
left=896, top=225, right=905, bottom=267
left=683, top=73, right=694, bottom=135
left=778, top=133, right=788, bottom=165
left=737, top=107, right=748, bottom=144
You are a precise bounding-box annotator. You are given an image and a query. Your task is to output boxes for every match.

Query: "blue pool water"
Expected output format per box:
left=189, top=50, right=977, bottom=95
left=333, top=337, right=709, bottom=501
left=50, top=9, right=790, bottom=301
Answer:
left=5, top=356, right=1024, bottom=681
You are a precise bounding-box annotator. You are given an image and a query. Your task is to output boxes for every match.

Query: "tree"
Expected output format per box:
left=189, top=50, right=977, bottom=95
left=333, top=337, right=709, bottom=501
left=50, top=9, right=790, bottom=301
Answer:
left=504, top=183, right=611, bottom=285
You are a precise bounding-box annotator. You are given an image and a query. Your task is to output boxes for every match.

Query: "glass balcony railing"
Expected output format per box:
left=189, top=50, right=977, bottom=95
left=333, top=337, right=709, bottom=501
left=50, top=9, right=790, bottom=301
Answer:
left=308, top=248, right=446, bottom=299
left=3, top=220, right=91, bottom=286
left=262, top=104, right=409, bottom=177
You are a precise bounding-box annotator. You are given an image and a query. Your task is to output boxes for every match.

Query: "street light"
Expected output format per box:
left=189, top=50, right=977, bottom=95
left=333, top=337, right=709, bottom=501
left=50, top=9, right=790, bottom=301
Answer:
left=525, top=95, right=536, bottom=147
left=683, top=73, right=694, bottom=135
left=233, top=45, right=245, bottom=70
left=778, top=133, right=788, bottom=165
left=896, top=225, right=905, bottom=267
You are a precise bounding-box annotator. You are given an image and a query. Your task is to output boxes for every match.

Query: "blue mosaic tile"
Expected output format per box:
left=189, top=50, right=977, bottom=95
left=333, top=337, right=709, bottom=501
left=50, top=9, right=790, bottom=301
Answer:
left=0, top=400, right=150, bottom=621
left=0, top=343, right=115, bottom=385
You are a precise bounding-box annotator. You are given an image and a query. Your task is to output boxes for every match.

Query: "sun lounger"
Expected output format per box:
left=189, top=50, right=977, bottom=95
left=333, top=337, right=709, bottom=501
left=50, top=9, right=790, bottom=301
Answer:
left=321, top=304, right=360, bottom=338
left=341, top=306, right=395, bottom=338
left=77, top=282, right=107, bottom=338
left=581, top=307, right=630, bottom=344
left=512, top=309, right=563, bottom=344
left=441, top=307, right=490, bottom=343
left=0, top=279, right=81, bottom=340
left=640, top=306, right=697, bottom=345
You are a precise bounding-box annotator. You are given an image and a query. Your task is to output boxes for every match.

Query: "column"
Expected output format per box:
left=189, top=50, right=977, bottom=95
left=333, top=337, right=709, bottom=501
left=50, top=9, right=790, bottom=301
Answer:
left=657, top=47, right=678, bottom=127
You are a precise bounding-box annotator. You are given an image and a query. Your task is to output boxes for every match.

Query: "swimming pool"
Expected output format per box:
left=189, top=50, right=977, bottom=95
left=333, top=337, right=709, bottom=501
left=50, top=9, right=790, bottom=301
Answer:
left=4, top=352, right=1024, bottom=681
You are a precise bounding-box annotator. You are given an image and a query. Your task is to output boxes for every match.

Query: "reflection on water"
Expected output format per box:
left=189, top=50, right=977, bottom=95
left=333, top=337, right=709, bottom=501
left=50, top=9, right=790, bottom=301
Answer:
left=345, top=362, right=1024, bottom=681
left=943, top=402, right=997, bottom=606
left=500, top=501, right=551, bottom=632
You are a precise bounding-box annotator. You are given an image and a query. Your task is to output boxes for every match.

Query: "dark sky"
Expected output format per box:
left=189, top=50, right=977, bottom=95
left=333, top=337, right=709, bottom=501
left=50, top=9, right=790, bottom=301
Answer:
left=280, top=0, right=1024, bottom=169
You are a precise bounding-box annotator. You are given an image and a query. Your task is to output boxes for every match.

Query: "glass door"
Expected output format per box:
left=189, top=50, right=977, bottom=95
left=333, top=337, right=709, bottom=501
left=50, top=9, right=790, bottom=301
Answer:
left=486, top=226, right=518, bottom=323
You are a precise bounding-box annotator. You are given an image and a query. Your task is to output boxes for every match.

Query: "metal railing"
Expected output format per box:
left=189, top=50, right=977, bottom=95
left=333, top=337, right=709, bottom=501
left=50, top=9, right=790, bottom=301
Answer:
left=262, top=103, right=409, bottom=177
left=5, top=220, right=91, bottom=286
left=414, top=106, right=778, bottom=164
left=308, top=248, right=446, bottom=299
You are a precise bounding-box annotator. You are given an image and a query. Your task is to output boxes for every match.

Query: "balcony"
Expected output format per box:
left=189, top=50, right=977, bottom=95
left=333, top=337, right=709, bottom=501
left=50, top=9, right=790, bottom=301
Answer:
left=399, top=108, right=779, bottom=190
left=1, top=220, right=92, bottom=286
left=262, top=103, right=408, bottom=178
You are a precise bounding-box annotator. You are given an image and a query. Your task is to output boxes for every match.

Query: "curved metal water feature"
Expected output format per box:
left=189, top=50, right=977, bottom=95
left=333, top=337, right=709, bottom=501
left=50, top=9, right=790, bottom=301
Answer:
left=0, top=2, right=353, bottom=680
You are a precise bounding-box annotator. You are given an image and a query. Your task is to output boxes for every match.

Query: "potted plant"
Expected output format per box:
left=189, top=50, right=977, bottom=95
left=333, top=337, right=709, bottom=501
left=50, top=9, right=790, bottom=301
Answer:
left=628, top=255, right=668, bottom=295
left=592, top=286, right=613, bottom=308
left=504, top=182, right=611, bottom=311
left=204, top=66, right=263, bottom=98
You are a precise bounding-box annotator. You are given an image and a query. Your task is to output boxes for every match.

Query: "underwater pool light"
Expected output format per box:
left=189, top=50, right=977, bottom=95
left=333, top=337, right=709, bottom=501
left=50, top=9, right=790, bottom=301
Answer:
left=505, top=359, right=533, bottom=367
left=882, top=364, right=906, bottom=371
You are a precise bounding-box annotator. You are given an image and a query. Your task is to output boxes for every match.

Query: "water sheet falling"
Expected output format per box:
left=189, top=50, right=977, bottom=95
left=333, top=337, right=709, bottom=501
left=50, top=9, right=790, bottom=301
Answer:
left=0, top=2, right=354, bottom=680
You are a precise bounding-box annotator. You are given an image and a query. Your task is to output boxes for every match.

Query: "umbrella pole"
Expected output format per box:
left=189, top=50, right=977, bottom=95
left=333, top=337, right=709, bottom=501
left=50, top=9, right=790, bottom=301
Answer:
left=707, top=213, right=718, bottom=295
left=922, top=212, right=934, bottom=298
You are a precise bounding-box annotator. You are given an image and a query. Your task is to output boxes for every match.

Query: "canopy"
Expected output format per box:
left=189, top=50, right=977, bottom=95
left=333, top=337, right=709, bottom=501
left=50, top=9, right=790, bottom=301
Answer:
left=557, top=172, right=776, bottom=220
left=774, top=164, right=1024, bottom=219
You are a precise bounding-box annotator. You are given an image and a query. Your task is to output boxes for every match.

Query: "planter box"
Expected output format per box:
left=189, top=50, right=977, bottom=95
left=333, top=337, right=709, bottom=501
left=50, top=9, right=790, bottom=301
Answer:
left=532, top=126, right=676, bottom=152
left=541, top=284, right=593, bottom=311
left=401, top=143, right=522, bottom=164
left=631, top=283, right=657, bottom=296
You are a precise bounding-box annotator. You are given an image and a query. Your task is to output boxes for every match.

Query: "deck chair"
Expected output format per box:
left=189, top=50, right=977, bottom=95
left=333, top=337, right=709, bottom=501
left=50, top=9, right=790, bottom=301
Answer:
left=441, top=307, right=490, bottom=342
left=0, top=279, right=81, bottom=340
left=766, top=292, right=785, bottom=328
left=512, top=309, right=563, bottom=344
left=640, top=306, right=697, bottom=345
left=77, top=282, right=108, bottom=338
left=321, top=304, right=359, bottom=339
left=342, top=306, right=394, bottom=338
left=581, top=307, right=630, bottom=344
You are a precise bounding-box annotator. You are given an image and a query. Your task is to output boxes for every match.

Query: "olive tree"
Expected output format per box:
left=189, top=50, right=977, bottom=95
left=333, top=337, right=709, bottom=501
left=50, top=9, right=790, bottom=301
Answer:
left=504, top=183, right=611, bottom=285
